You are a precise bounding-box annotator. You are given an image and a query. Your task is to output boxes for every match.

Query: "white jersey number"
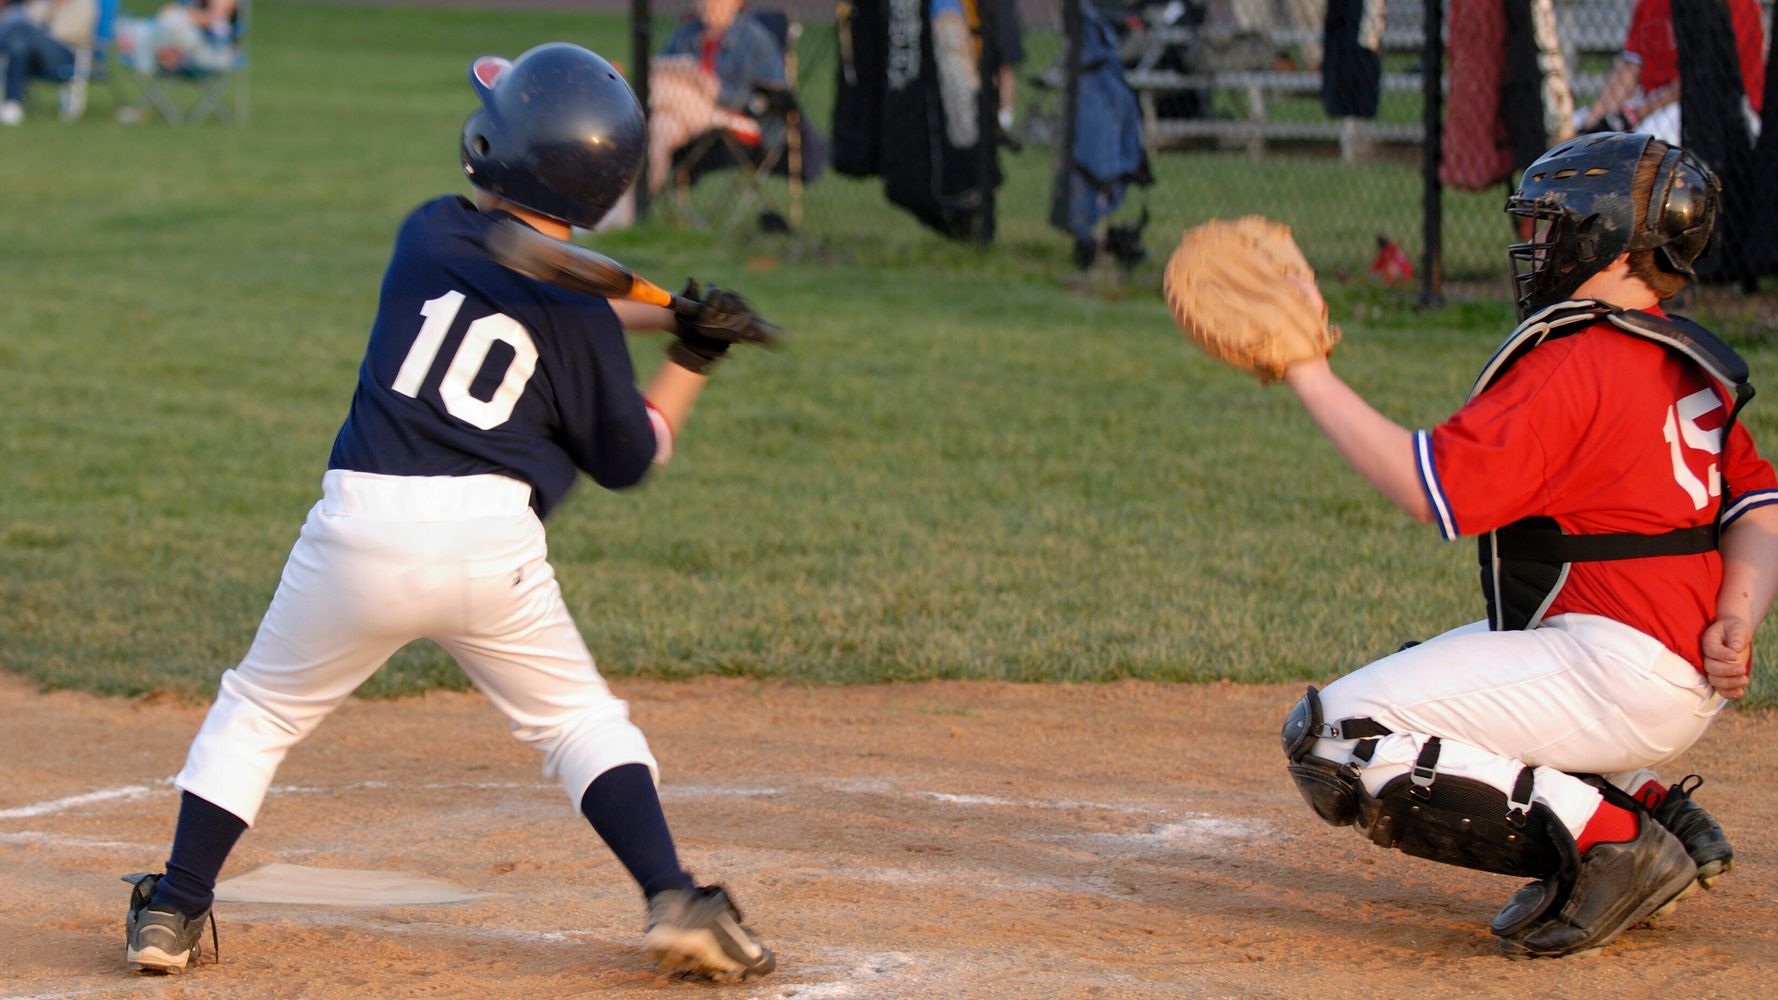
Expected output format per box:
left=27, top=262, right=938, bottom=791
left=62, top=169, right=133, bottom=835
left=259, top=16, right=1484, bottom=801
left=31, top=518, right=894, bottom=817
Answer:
left=391, top=291, right=540, bottom=431
left=1663, top=387, right=1725, bottom=510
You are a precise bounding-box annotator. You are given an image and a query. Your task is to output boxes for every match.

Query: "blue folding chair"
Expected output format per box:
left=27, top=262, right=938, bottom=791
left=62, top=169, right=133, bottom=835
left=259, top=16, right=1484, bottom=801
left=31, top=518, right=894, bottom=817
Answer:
left=118, top=0, right=250, bottom=125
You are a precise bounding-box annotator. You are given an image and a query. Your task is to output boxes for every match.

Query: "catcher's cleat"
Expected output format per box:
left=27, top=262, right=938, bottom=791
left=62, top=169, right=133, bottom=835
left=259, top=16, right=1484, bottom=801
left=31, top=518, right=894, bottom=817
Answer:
left=642, top=885, right=775, bottom=982
left=123, top=873, right=217, bottom=974
left=1646, top=775, right=1734, bottom=889
left=1493, top=817, right=1696, bottom=960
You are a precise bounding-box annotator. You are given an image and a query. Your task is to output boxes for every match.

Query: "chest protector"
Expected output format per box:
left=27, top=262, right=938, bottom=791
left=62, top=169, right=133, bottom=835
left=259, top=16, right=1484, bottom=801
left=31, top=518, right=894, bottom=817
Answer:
left=1474, top=300, right=1755, bottom=630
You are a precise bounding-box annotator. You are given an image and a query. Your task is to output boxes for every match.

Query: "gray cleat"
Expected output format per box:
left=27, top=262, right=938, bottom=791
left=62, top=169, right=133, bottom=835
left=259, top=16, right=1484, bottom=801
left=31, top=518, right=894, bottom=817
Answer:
left=123, top=873, right=216, bottom=974
left=1494, top=817, right=1696, bottom=959
left=1646, top=775, right=1734, bottom=889
left=643, top=885, right=775, bottom=982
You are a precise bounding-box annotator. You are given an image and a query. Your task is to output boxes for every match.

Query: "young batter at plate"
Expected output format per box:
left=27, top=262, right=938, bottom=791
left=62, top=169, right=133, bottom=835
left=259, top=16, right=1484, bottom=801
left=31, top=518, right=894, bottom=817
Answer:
left=121, top=43, right=776, bottom=982
left=1277, top=132, right=1778, bottom=958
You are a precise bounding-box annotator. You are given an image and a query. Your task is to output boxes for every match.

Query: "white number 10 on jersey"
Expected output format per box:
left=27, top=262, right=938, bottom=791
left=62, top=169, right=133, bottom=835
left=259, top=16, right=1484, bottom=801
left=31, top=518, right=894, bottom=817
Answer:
left=391, top=291, right=540, bottom=430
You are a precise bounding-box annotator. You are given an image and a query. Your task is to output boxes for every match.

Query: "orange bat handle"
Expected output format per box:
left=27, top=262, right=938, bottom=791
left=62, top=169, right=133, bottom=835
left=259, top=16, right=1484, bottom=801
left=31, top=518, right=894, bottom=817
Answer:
left=628, top=276, right=678, bottom=310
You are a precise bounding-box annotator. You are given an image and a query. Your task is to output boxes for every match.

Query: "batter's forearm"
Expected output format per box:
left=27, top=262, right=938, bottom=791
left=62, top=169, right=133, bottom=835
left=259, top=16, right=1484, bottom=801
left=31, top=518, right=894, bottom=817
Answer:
left=1283, top=358, right=1433, bottom=522
left=610, top=299, right=676, bottom=333
left=1718, top=505, right=1778, bottom=631
left=1585, top=60, right=1642, bottom=123
left=644, top=360, right=709, bottom=439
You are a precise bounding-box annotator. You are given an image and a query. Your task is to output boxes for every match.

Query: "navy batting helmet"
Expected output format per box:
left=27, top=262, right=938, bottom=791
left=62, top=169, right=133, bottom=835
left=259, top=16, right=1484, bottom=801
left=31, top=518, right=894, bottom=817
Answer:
left=459, top=43, right=645, bottom=229
left=1505, top=132, right=1720, bottom=317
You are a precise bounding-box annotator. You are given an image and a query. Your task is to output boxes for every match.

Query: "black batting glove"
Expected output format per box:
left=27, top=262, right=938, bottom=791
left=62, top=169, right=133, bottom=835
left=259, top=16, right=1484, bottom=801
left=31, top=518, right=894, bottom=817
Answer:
left=667, top=280, right=730, bottom=374
left=667, top=279, right=780, bottom=374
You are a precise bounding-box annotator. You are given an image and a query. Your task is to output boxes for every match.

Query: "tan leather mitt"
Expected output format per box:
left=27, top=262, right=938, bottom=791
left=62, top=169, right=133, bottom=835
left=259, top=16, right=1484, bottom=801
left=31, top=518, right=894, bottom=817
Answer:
left=1163, top=216, right=1340, bottom=382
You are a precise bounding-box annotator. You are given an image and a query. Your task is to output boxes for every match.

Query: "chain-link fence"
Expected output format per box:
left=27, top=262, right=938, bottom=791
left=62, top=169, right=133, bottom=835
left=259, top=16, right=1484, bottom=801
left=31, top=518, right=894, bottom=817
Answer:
left=633, top=0, right=1777, bottom=301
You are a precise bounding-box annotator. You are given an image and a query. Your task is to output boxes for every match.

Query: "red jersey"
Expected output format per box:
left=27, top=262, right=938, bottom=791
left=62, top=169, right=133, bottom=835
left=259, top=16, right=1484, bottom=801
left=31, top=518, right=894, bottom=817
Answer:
left=1416, top=317, right=1778, bottom=669
left=1624, top=0, right=1767, bottom=112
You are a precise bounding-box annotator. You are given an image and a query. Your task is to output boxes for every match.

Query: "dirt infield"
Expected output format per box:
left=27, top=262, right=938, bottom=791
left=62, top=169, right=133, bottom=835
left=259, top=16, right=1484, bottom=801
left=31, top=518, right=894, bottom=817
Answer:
left=3, top=673, right=1775, bottom=1000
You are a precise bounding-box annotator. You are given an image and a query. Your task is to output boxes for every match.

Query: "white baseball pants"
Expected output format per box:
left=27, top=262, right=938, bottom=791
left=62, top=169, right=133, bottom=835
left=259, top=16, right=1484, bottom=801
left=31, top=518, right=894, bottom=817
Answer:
left=1306, top=614, right=1725, bottom=837
left=175, top=471, right=657, bottom=826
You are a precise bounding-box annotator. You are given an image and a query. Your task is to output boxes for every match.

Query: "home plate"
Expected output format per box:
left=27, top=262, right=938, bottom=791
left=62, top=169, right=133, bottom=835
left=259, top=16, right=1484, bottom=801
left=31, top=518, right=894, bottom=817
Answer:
left=214, top=863, right=493, bottom=906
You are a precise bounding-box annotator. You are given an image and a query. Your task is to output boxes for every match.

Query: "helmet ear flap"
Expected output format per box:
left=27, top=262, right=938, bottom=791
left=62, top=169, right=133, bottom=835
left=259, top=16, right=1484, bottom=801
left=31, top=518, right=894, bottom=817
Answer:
left=1640, top=147, right=1721, bottom=279
left=469, top=56, right=511, bottom=98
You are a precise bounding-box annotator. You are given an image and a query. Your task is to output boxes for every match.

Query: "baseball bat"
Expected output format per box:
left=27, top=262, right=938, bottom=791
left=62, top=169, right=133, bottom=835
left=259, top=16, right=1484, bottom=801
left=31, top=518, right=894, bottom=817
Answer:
left=485, top=218, right=697, bottom=315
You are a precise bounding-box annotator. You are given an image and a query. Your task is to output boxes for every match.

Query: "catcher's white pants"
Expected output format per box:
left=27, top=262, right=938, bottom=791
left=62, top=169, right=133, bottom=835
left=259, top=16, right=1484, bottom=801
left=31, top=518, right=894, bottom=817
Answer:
left=175, top=471, right=657, bottom=826
left=1306, top=614, right=1725, bottom=838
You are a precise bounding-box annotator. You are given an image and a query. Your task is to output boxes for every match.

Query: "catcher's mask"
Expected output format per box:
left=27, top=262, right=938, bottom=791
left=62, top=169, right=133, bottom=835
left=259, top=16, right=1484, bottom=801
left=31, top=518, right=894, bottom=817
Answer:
left=1505, top=132, right=1720, bottom=317
left=459, top=43, right=645, bottom=230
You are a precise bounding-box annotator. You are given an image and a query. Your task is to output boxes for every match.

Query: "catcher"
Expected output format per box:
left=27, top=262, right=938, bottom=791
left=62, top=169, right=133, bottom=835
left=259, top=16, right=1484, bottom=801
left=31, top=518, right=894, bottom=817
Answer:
left=1168, top=134, right=1778, bottom=958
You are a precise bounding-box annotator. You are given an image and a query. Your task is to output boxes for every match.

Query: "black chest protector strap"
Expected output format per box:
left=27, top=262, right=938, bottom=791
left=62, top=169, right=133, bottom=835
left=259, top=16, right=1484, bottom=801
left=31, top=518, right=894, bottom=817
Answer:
left=1473, top=301, right=1755, bottom=631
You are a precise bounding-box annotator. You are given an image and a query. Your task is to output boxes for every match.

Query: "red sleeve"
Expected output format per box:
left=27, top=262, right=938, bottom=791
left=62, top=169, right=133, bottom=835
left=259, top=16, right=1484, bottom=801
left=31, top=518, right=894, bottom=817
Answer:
left=1733, top=0, right=1766, bottom=112
left=1722, top=419, right=1778, bottom=520
left=1426, top=339, right=1591, bottom=538
left=1624, top=0, right=1677, bottom=93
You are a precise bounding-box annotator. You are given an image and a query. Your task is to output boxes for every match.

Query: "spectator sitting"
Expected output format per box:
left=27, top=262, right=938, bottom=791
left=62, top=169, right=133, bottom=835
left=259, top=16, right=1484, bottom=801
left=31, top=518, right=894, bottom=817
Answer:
left=646, top=0, right=788, bottom=193
left=0, top=0, right=97, bottom=125
left=116, top=0, right=237, bottom=75
left=1574, top=0, right=1764, bottom=145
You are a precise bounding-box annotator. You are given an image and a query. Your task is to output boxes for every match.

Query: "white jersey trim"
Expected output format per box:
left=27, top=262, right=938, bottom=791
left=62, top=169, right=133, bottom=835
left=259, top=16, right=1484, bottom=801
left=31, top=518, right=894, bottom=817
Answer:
left=646, top=402, right=674, bottom=465
left=1723, top=488, right=1778, bottom=527
left=1415, top=430, right=1459, bottom=540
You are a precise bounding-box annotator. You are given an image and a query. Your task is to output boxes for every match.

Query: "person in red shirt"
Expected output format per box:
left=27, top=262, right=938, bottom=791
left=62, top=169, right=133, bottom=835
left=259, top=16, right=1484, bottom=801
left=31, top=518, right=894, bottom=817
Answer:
left=1575, top=0, right=1765, bottom=144
left=1277, top=132, right=1778, bottom=960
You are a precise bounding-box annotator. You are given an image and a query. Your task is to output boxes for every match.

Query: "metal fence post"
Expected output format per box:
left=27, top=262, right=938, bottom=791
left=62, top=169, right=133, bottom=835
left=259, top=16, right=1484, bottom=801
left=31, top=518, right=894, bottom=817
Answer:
left=1419, top=0, right=1444, bottom=307
left=1047, top=0, right=1082, bottom=236
left=632, top=0, right=652, bottom=220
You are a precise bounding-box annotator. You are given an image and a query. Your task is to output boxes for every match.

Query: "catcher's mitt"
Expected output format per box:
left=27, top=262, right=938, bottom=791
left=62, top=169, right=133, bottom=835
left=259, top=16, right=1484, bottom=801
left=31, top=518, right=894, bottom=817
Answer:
left=1163, top=216, right=1340, bottom=382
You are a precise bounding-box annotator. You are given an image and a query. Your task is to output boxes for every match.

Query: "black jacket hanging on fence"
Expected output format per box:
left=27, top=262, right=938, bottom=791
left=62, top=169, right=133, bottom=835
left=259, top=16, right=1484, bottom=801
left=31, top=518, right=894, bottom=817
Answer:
left=1051, top=0, right=1150, bottom=248
left=1675, top=0, right=1761, bottom=283
left=1321, top=0, right=1381, bottom=118
left=833, top=0, right=887, bottom=176
left=878, top=0, right=1002, bottom=239
left=1741, top=7, right=1778, bottom=279
left=1441, top=0, right=1569, bottom=191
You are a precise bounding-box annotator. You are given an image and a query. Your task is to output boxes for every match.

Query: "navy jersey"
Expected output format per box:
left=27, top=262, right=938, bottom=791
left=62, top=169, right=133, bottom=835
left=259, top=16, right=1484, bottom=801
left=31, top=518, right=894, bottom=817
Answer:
left=328, top=196, right=657, bottom=518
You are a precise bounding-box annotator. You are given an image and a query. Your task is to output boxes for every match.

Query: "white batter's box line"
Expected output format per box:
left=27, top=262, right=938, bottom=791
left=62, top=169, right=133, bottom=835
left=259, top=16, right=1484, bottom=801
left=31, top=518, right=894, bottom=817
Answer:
left=0, top=781, right=168, bottom=820
left=1077, top=815, right=1273, bottom=852
left=911, top=789, right=1166, bottom=815
left=0, top=831, right=149, bottom=850
left=767, top=951, right=917, bottom=999
left=261, top=907, right=628, bottom=947
left=816, top=777, right=1168, bottom=816
left=266, top=780, right=552, bottom=795
left=658, top=784, right=788, bottom=801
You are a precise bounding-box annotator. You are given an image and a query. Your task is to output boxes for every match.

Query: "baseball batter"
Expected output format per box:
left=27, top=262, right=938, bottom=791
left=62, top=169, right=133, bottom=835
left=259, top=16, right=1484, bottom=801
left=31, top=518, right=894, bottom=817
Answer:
left=122, top=43, right=776, bottom=982
left=1275, top=134, right=1778, bottom=958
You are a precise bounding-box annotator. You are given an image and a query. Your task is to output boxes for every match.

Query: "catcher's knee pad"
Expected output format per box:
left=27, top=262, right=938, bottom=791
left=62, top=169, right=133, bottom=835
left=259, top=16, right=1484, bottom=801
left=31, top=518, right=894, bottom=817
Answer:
left=1356, top=770, right=1561, bottom=879
left=1281, top=686, right=1362, bottom=826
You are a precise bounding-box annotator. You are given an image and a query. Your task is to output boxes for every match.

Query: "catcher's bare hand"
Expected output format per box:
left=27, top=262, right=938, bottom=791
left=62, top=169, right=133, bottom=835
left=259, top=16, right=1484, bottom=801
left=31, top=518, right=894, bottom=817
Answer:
left=1700, top=616, right=1752, bottom=699
left=1163, top=216, right=1340, bottom=383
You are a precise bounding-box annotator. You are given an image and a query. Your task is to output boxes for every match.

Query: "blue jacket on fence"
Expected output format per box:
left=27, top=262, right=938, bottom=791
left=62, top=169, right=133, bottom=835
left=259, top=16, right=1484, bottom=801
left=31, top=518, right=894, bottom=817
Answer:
left=1056, top=0, right=1149, bottom=246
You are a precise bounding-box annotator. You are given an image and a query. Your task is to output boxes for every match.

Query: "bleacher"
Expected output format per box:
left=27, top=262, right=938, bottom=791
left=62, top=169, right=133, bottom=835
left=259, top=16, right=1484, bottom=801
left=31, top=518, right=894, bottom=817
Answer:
left=1124, top=0, right=1637, bottom=161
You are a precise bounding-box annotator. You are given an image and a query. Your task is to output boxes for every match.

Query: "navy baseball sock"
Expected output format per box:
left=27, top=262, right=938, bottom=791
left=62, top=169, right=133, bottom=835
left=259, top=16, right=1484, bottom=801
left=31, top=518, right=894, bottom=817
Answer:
left=150, top=791, right=248, bottom=918
left=579, top=763, right=696, bottom=899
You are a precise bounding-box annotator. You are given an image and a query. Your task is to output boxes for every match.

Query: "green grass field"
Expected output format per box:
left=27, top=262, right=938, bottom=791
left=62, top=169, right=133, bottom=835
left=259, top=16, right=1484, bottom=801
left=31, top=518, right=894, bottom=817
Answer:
left=3, top=2, right=1774, bottom=708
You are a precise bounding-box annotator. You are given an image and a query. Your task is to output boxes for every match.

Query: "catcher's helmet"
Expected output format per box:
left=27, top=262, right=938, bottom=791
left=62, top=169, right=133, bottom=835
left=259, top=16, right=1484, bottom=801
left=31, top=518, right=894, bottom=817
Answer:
left=459, top=43, right=645, bottom=229
left=1505, top=132, right=1720, bottom=316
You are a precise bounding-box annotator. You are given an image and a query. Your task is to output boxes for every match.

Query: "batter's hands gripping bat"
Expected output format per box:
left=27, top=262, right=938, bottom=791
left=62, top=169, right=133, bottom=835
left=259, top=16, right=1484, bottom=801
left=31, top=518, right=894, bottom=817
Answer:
left=484, top=217, right=782, bottom=349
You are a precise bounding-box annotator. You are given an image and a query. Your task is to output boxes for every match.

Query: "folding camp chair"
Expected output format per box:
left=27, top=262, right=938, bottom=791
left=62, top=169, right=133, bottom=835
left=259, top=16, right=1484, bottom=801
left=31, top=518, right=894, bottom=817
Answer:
left=667, top=9, right=817, bottom=234
left=47, top=0, right=120, bottom=120
left=0, top=0, right=115, bottom=120
left=117, top=0, right=250, bottom=125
